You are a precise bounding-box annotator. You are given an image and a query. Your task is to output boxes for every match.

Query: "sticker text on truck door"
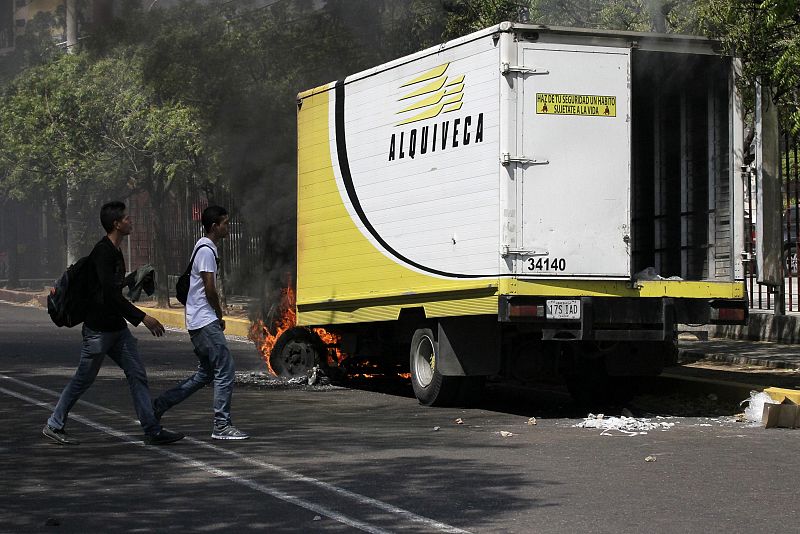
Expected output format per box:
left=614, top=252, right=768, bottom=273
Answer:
left=536, top=93, right=616, bottom=117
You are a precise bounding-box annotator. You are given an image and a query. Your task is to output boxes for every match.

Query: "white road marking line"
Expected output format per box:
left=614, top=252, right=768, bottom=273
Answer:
left=0, top=373, right=471, bottom=534
left=0, top=384, right=389, bottom=534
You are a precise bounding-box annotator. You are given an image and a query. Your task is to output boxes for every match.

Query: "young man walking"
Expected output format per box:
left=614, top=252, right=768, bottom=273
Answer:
left=153, top=206, right=249, bottom=440
left=43, top=201, right=184, bottom=446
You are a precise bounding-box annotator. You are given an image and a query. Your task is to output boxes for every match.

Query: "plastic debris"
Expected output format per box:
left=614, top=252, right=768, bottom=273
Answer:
left=707, top=393, right=718, bottom=402
left=740, top=390, right=777, bottom=423
left=527, top=417, right=537, bottom=426
left=455, top=418, right=464, bottom=425
left=574, top=413, right=676, bottom=436
left=499, top=430, right=514, bottom=437
left=621, top=408, right=634, bottom=417
left=645, top=456, right=657, bottom=462
left=433, top=426, right=440, bottom=431
left=632, top=267, right=683, bottom=281
left=285, top=366, right=331, bottom=386
left=313, top=516, right=322, bottom=521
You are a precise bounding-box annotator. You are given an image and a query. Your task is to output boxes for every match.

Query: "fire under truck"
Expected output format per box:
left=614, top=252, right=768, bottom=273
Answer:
left=275, top=23, right=751, bottom=406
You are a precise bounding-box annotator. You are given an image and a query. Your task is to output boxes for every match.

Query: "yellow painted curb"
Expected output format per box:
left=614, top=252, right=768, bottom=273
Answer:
left=139, top=307, right=252, bottom=338
left=764, top=387, right=800, bottom=405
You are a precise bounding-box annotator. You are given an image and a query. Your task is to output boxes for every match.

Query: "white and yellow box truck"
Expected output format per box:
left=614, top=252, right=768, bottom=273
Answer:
left=287, top=23, right=748, bottom=405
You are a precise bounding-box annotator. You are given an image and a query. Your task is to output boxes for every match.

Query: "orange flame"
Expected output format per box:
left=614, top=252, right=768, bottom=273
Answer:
left=248, top=286, right=345, bottom=375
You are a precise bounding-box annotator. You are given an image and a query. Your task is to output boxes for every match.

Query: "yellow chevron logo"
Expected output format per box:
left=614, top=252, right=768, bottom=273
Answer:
left=396, top=63, right=465, bottom=126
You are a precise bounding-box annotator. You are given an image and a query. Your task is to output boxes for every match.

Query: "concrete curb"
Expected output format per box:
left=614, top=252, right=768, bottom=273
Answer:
left=138, top=306, right=252, bottom=338
left=684, top=311, right=800, bottom=344
left=655, top=373, right=761, bottom=403
left=679, top=348, right=800, bottom=370
left=0, top=288, right=47, bottom=307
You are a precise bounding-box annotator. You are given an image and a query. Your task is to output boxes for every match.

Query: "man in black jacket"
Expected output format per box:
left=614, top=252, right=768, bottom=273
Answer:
left=43, top=201, right=184, bottom=446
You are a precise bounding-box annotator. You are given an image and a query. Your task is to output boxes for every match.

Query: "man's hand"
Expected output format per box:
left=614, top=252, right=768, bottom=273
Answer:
left=218, top=318, right=226, bottom=332
left=142, top=315, right=165, bottom=337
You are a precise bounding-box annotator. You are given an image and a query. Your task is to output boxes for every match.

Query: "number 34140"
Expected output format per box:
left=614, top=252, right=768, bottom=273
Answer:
left=527, top=257, right=567, bottom=271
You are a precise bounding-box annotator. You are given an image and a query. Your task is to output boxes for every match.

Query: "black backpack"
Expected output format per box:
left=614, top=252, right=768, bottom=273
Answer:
left=47, top=256, right=96, bottom=327
left=175, top=244, right=216, bottom=306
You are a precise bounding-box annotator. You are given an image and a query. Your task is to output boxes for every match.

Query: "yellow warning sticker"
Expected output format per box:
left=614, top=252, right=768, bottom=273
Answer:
left=536, top=93, right=616, bottom=117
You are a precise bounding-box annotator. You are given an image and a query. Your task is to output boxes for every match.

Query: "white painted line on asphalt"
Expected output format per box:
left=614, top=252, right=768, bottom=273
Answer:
left=0, top=373, right=471, bottom=534
left=0, top=383, right=390, bottom=534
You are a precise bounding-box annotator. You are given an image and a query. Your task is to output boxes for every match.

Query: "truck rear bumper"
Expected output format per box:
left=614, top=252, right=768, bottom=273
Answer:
left=498, top=295, right=748, bottom=341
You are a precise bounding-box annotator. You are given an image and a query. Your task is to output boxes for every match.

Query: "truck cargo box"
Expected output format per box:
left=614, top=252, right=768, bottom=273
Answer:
left=295, top=23, right=745, bottom=328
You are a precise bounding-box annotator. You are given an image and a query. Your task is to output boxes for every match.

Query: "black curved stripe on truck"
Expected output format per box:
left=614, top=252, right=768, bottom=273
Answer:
left=334, top=79, right=484, bottom=279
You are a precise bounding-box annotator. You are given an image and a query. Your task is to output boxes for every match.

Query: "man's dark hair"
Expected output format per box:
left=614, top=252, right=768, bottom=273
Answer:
left=202, top=205, right=229, bottom=233
left=100, top=201, right=126, bottom=233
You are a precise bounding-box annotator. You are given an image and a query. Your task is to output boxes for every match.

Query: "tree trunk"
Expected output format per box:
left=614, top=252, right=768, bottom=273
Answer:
left=647, top=0, right=667, bottom=33
left=6, top=199, right=20, bottom=287
left=65, top=178, right=84, bottom=266
left=147, top=177, right=171, bottom=308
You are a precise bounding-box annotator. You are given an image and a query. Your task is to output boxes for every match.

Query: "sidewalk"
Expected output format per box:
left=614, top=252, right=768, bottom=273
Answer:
left=0, top=287, right=253, bottom=338
left=679, top=337, right=800, bottom=370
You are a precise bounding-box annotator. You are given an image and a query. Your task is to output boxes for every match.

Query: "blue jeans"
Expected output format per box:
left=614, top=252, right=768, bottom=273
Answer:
left=153, top=320, right=234, bottom=429
left=48, top=326, right=160, bottom=436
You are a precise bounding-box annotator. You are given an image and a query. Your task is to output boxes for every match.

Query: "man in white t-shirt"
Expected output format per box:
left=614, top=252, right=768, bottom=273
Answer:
left=152, top=206, right=249, bottom=440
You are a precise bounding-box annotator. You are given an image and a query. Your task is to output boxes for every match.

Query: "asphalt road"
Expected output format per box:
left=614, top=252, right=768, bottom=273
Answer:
left=1, top=302, right=798, bottom=533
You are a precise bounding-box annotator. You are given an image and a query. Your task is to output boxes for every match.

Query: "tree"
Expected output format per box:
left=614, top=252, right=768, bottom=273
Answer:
left=698, top=0, right=800, bottom=134
left=0, top=50, right=207, bottom=303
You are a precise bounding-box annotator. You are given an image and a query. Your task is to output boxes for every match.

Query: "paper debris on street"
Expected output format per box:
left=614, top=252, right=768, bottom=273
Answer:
left=574, top=413, right=677, bottom=436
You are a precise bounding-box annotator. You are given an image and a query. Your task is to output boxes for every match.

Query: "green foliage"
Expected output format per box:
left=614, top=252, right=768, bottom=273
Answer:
left=698, top=0, right=800, bottom=134
left=438, top=0, right=702, bottom=35
left=0, top=51, right=205, bottom=199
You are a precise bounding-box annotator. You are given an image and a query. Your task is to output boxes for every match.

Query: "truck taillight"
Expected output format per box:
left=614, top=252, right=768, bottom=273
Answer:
left=713, top=308, right=745, bottom=322
left=709, top=301, right=747, bottom=324
left=509, top=304, right=545, bottom=318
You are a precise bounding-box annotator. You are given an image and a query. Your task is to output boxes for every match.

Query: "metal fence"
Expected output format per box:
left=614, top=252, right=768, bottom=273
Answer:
left=126, top=182, right=264, bottom=298
left=746, top=132, right=800, bottom=313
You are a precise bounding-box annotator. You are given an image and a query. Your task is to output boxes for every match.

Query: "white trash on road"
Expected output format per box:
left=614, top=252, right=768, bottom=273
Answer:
left=574, top=413, right=677, bottom=436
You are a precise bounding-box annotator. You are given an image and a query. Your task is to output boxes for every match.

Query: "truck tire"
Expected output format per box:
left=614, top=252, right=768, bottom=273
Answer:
left=270, top=327, right=326, bottom=378
left=410, top=326, right=460, bottom=406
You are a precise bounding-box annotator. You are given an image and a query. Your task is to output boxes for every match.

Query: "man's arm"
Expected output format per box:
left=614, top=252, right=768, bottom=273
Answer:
left=200, top=271, right=225, bottom=330
left=94, top=244, right=164, bottom=336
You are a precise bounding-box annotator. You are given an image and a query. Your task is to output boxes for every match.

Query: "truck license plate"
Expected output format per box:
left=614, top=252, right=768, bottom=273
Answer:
left=546, top=300, right=580, bottom=320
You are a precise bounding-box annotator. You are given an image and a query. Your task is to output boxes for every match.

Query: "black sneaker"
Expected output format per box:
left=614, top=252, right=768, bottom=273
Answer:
left=144, top=428, right=184, bottom=445
left=42, top=424, right=80, bottom=445
left=211, top=425, right=250, bottom=440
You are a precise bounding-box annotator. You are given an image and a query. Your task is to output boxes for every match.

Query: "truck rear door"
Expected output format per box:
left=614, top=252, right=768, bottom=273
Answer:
left=516, top=44, right=631, bottom=278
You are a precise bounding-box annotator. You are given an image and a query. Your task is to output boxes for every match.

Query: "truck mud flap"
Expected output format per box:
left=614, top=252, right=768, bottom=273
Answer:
left=436, top=316, right=501, bottom=377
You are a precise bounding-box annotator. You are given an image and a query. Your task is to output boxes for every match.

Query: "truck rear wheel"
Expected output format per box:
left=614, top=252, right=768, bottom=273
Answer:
left=410, top=326, right=460, bottom=406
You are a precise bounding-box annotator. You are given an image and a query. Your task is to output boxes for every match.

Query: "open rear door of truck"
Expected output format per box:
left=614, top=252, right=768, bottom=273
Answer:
left=516, top=43, right=631, bottom=279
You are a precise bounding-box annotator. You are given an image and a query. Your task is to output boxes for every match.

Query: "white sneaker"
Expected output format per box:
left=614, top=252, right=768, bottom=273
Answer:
left=211, top=425, right=250, bottom=440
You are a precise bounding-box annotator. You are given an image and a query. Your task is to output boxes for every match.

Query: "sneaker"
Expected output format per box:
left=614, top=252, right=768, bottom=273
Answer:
left=42, top=424, right=80, bottom=445
left=144, top=428, right=184, bottom=445
left=211, top=425, right=249, bottom=440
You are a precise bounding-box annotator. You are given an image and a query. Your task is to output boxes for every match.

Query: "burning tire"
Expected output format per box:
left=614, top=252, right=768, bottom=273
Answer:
left=410, top=326, right=460, bottom=406
left=270, top=327, right=326, bottom=378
